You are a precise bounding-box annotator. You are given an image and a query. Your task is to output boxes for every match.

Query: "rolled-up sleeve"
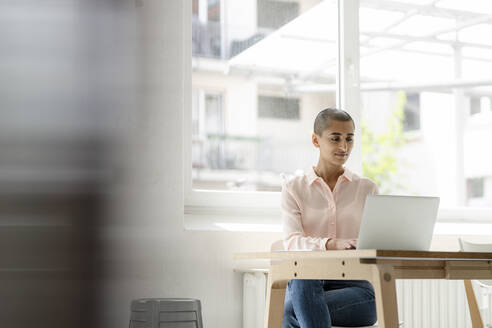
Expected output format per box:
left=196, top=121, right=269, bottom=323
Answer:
left=281, top=181, right=330, bottom=251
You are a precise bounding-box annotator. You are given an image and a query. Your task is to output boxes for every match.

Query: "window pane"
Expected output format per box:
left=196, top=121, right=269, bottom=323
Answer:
left=192, top=0, right=338, bottom=191
left=359, top=0, right=492, bottom=208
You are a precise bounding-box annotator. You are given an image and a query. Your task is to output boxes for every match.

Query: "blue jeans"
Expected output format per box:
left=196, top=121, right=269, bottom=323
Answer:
left=282, top=279, right=377, bottom=328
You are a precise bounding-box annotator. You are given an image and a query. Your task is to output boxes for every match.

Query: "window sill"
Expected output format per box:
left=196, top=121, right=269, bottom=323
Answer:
left=184, top=206, right=282, bottom=232
left=184, top=206, right=492, bottom=234
left=185, top=216, right=492, bottom=236
left=184, top=215, right=282, bottom=232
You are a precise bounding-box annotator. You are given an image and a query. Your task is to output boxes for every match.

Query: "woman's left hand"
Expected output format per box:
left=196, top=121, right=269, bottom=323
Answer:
left=345, top=239, right=357, bottom=249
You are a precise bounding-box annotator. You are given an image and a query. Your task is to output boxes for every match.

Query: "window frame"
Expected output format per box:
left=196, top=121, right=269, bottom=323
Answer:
left=183, top=0, right=492, bottom=227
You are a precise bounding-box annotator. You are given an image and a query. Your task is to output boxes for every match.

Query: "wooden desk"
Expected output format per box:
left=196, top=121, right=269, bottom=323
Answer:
left=234, top=250, right=492, bottom=328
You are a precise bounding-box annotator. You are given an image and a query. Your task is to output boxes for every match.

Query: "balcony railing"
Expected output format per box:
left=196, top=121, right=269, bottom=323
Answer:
left=191, top=134, right=316, bottom=191
left=192, top=18, right=267, bottom=60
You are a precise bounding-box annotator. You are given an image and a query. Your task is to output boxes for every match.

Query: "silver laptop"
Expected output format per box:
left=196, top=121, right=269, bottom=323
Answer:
left=357, top=195, right=440, bottom=251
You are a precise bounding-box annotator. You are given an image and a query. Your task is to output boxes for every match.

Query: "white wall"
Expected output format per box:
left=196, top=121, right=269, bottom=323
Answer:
left=100, top=1, right=282, bottom=327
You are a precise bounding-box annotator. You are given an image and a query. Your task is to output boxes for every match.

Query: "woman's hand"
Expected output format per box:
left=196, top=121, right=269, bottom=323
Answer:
left=326, top=238, right=357, bottom=250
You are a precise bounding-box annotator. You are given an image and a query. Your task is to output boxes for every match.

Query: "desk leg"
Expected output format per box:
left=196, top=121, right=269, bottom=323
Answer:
left=464, top=280, right=485, bottom=328
left=371, top=264, right=399, bottom=328
left=264, top=267, right=286, bottom=328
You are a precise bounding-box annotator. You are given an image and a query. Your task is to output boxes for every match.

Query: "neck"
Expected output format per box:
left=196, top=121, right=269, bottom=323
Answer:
left=314, top=161, right=344, bottom=183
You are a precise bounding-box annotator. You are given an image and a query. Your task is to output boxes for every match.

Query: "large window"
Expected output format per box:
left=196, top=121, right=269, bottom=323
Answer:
left=187, top=0, right=492, bottom=222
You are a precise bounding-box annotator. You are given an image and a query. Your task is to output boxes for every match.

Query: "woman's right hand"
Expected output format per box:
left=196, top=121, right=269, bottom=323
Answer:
left=325, top=238, right=357, bottom=250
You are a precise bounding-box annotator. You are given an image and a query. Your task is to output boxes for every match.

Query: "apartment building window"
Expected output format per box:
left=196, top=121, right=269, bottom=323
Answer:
left=192, top=0, right=220, bottom=21
left=468, top=178, right=484, bottom=198
left=470, top=97, right=481, bottom=115
left=192, top=90, right=225, bottom=138
left=192, top=0, right=222, bottom=58
left=470, top=96, right=491, bottom=116
left=207, top=0, right=220, bottom=22
left=403, top=93, right=420, bottom=132
left=467, top=178, right=485, bottom=205
left=257, top=0, right=299, bottom=30
left=258, top=96, right=300, bottom=120
left=191, top=90, right=227, bottom=174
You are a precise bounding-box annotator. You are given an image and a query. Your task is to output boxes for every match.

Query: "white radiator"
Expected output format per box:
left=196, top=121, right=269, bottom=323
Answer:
left=243, top=272, right=267, bottom=328
left=242, top=274, right=492, bottom=328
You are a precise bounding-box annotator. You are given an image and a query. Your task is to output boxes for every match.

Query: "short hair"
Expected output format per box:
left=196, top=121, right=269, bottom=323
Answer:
left=313, top=107, right=355, bottom=136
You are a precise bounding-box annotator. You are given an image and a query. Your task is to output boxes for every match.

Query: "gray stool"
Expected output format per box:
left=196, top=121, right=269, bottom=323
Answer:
left=130, top=298, right=203, bottom=328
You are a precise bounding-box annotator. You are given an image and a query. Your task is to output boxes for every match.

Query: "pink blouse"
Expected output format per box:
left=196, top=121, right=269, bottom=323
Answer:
left=281, top=166, right=378, bottom=251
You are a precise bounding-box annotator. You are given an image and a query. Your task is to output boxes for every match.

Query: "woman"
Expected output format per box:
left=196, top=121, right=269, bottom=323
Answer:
left=281, top=108, right=378, bottom=328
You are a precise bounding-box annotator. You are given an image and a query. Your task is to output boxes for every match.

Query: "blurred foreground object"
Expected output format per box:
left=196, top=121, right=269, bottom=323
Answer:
left=0, top=0, right=137, bottom=327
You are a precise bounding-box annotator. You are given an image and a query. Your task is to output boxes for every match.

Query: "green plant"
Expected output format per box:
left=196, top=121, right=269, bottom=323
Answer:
left=362, top=91, right=409, bottom=194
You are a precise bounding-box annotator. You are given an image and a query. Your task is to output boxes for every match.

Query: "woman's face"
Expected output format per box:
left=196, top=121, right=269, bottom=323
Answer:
left=312, top=120, right=354, bottom=166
